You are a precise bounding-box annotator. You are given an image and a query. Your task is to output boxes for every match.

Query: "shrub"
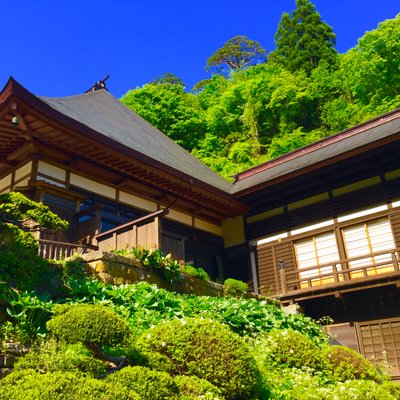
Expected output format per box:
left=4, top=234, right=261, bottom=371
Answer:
left=258, top=328, right=324, bottom=371
left=47, top=303, right=131, bottom=348
left=319, top=379, right=396, bottom=400
left=0, top=369, right=141, bottom=400
left=223, top=278, right=248, bottom=297
left=381, top=381, right=400, bottom=399
left=105, top=365, right=179, bottom=400
left=47, top=304, right=132, bottom=367
left=14, top=338, right=107, bottom=376
left=128, top=348, right=175, bottom=373
left=181, top=264, right=210, bottom=281
left=136, top=318, right=259, bottom=399
left=174, top=375, right=224, bottom=400
left=321, top=345, right=383, bottom=382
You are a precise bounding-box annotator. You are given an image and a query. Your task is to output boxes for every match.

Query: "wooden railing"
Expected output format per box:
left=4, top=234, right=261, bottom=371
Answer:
left=280, top=248, right=400, bottom=295
left=94, top=208, right=169, bottom=253
left=38, top=239, right=96, bottom=260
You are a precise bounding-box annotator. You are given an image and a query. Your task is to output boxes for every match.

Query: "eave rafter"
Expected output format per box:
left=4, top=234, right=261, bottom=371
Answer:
left=0, top=81, right=246, bottom=219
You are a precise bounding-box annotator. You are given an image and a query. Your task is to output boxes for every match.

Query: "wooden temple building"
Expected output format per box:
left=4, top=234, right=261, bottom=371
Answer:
left=1, top=77, right=400, bottom=378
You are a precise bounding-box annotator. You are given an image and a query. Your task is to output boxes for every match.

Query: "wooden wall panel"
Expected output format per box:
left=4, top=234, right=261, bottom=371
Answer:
left=257, top=246, right=277, bottom=296
left=356, top=318, right=400, bottom=379
left=389, top=211, right=400, bottom=249
left=257, top=240, right=296, bottom=296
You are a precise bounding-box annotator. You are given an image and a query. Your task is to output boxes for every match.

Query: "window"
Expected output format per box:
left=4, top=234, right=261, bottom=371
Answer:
left=342, top=218, right=395, bottom=277
left=294, top=232, right=340, bottom=287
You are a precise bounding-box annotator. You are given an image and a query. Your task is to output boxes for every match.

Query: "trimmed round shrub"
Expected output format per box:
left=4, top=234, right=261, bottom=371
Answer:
left=174, top=375, right=224, bottom=400
left=14, top=339, right=107, bottom=376
left=322, top=345, right=383, bottom=382
left=259, top=328, right=324, bottom=370
left=47, top=304, right=131, bottom=348
left=1, top=369, right=141, bottom=400
left=105, top=365, right=179, bottom=400
left=136, top=318, right=259, bottom=400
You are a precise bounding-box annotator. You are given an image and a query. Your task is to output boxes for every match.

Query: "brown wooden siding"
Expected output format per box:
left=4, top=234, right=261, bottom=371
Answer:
left=390, top=211, right=400, bottom=249
left=257, top=246, right=276, bottom=295
left=257, top=241, right=296, bottom=296
left=356, top=318, right=400, bottom=379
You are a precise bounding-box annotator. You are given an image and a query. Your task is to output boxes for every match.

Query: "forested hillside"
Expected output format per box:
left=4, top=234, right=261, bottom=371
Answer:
left=121, top=0, right=400, bottom=180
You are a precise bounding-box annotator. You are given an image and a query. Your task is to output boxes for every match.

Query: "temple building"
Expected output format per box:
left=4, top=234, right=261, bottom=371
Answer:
left=1, top=77, right=400, bottom=378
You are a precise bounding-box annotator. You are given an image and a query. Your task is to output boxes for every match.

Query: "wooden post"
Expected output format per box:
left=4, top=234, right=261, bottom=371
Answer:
left=392, top=251, right=399, bottom=271
left=333, top=264, right=339, bottom=283
left=279, top=260, right=288, bottom=295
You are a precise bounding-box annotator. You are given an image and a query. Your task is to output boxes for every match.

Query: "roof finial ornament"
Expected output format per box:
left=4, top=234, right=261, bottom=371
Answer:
left=86, top=75, right=110, bottom=93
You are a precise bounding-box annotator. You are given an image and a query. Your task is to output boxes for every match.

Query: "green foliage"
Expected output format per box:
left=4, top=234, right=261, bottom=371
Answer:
left=151, top=72, right=184, bottom=86
left=0, top=369, right=141, bottom=400
left=269, top=0, right=338, bottom=75
left=47, top=303, right=131, bottom=348
left=321, top=345, right=383, bottom=382
left=319, top=380, right=396, bottom=400
left=127, top=247, right=182, bottom=282
left=136, top=318, right=260, bottom=399
left=121, top=82, right=206, bottom=150
left=174, top=375, right=224, bottom=400
left=105, top=365, right=179, bottom=400
left=180, top=264, right=210, bottom=281
left=14, top=338, right=107, bottom=376
left=258, top=328, right=324, bottom=371
left=206, top=35, right=266, bottom=74
left=223, top=278, right=248, bottom=297
left=0, top=192, right=68, bottom=231
left=2, top=288, right=53, bottom=337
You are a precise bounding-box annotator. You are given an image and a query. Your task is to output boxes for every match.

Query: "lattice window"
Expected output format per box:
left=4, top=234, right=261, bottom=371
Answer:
left=294, top=232, right=340, bottom=287
left=342, top=218, right=395, bottom=277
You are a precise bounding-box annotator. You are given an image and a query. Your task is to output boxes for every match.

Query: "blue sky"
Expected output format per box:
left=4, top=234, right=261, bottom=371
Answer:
left=2, top=1, right=399, bottom=98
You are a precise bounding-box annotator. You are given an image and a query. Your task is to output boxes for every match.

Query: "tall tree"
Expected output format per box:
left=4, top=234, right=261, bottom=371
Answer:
left=269, top=0, right=338, bottom=75
left=206, top=35, right=266, bottom=75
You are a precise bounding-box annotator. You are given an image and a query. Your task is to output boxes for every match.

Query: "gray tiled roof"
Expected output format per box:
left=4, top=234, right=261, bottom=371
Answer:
left=233, top=114, right=400, bottom=194
left=39, top=89, right=233, bottom=193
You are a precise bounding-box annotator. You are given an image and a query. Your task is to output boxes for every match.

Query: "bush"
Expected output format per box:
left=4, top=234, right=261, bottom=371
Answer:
left=0, top=369, right=141, bottom=400
left=174, top=375, right=224, bottom=400
left=14, top=338, right=107, bottom=376
left=381, top=381, right=400, bottom=399
left=258, top=328, right=324, bottom=371
left=181, top=264, right=210, bottom=281
left=105, top=365, right=179, bottom=400
left=319, top=379, right=396, bottom=400
left=223, top=278, right=248, bottom=297
left=47, top=303, right=131, bottom=348
left=136, top=318, right=259, bottom=399
left=128, top=348, right=175, bottom=373
left=321, top=345, right=383, bottom=382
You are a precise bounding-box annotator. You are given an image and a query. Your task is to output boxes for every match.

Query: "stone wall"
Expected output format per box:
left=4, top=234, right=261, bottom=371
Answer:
left=81, top=251, right=225, bottom=297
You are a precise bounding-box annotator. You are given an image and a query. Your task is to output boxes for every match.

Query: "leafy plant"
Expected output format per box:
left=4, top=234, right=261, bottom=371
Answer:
left=14, top=338, right=107, bottom=376
left=2, top=288, right=53, bottom=337
left=223, top=278, right=248, bottom=297
left=136, top=318, right=260, bottom=399
left=47, top=303, right=132, bottom=368
left=1, top=369, right=141, bottom=400
left=257, top=328, right=324, bottom=371
left=105, top=365, right=180, bottom=400
left=174, top=375, right=224, bottom=400
left=321, top=345, right=383, bottom=382
left=180, top=264, right=210, bottom=281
